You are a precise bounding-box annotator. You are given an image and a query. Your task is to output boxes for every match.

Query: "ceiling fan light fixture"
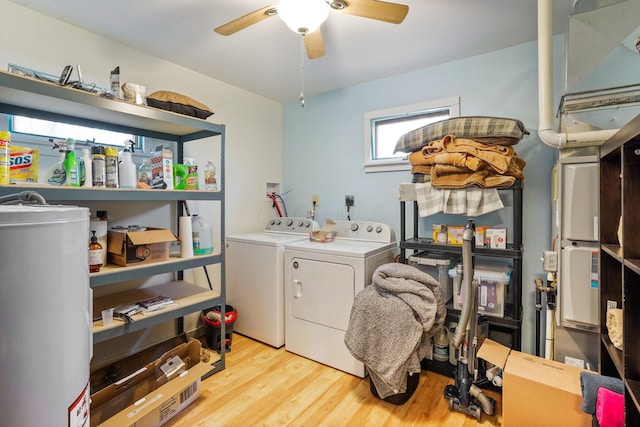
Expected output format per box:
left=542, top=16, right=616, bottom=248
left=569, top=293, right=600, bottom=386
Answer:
left=277, top=0, right=330, bottom=34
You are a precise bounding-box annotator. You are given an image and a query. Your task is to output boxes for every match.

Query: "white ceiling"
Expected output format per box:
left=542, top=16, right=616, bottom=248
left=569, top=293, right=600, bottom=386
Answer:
left=11, top=0, right=576, bottom=103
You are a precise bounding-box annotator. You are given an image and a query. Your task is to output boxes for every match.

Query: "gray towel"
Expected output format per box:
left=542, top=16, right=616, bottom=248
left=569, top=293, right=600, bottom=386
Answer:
left=344, top=263, right=445, bottom=399
left=580, top=371, right=623, bottom=414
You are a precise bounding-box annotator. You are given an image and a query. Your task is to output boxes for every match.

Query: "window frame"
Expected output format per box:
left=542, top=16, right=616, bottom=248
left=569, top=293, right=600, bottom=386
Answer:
left=363, top=97, right=460, bottom=173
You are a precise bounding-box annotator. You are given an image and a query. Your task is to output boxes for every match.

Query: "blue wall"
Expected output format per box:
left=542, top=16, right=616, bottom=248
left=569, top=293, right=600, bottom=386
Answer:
left=282, top=39, right=558, bottom=355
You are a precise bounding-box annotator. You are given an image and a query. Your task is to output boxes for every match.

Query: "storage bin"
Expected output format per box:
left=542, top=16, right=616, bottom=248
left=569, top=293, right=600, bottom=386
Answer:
left=202, top=305, right=237, bottom=353
left=449, top=261, right=512, bottom=317
left=408, top=251, right=460, bottom=304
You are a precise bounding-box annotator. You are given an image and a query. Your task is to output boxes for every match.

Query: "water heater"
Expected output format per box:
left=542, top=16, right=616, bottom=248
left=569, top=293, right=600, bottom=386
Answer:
left=0, top=205, right=91, bottom=427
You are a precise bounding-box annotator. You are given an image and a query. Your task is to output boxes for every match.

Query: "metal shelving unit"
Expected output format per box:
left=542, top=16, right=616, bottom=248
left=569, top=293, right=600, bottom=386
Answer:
left=0, top=69, right=227, bottom=375
left=399, top=182, right=524, bottom=362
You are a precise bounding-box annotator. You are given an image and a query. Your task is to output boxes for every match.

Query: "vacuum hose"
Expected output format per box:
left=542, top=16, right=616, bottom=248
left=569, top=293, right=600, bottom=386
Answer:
left=470, top=385, right=495, bottom=416
left=453, top=221, right=475, bottom=348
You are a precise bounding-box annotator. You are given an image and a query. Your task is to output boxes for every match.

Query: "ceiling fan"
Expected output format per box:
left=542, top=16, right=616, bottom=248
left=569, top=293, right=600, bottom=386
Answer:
left=214, top=0, right=410, bottom=59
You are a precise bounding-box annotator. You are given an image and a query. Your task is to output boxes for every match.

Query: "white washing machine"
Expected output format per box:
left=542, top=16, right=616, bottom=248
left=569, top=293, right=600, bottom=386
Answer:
left=226, top=217, right=319, bottom=348
left=284, top=220, right=396, bottom=377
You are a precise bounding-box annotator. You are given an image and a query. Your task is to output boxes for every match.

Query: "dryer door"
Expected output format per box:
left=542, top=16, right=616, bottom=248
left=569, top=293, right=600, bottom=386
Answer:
left=289, top=258, right=355, bottom=331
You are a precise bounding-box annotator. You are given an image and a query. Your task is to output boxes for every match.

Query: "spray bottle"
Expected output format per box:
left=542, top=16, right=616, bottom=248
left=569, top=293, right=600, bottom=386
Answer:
left=118, top=141, right=137, bottom=189
left=63, top=138, right=80, bottom=187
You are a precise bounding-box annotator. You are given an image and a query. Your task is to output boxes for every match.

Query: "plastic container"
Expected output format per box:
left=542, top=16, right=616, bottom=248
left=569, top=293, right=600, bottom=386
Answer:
left=173, top=164, right=187, bottom=189
left=105, top=146, right=119, bottom=188
left=63, top=138, right=80, bottom=187
left=185, top=165, right=198, bottom=190
left=408, top=251, right=460, bottom=304
left=433, top=326, right=449, bottom=362
left=369, top=372, right=419, bottom=405
left=92, top=145, right=106, bottom=187
left=0, top=131, right=10, bottom=185
left=192, top=214, right=213, bottom=255
left=47, top=149, right=67, bottom=185
left=449, top=261, right=512, bottom=317
left=137, top=159, right=151, bottom=188
left=81, top=148, right=92, bottom=187
left=118, top=148, right=137, bottom=188
left=201, top=305, right=237, bottom=353
left=204, top=159, right=217, bottom=191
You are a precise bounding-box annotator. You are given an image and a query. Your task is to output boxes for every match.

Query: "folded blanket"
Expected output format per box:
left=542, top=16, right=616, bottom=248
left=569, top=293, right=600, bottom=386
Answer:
left=344, top=263, right=445, bottom=399
left=596, top=387, right=623, bottom=427
left=580, top=371, right=623, bottom=414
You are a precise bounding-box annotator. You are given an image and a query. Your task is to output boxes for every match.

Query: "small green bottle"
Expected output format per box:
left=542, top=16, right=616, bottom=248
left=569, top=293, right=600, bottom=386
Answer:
left=63, top=138, right=80, bottom=187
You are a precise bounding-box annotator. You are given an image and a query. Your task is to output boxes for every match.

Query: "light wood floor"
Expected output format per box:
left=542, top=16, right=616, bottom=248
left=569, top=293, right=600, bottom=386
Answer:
left=167, top=334, right=502, bottom=427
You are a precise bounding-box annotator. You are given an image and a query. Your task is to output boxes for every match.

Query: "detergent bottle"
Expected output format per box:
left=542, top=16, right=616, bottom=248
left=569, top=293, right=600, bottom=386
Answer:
left=192, top=214, right=213, bottom=255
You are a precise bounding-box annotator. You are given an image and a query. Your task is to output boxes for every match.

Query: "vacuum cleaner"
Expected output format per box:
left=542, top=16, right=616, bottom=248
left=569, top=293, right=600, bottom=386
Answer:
left=443, top=219, right=496, bottom=421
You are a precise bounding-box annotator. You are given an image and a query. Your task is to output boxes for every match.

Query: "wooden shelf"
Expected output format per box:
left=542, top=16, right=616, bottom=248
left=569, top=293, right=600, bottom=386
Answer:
left=92, top=280, right=221, bottom=344
left=627, top=379, right=640, bottom=414
left=602, top=244, right=623, bottom=261
left=601, top=334, right=624, bottom=379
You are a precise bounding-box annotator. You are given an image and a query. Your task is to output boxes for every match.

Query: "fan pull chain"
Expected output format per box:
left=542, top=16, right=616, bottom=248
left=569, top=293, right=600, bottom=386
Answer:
left=299, top=34, right=305, bottom=107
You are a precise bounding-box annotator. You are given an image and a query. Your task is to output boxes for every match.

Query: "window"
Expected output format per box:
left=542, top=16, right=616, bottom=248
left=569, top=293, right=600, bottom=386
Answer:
left=10, top=115, right=140, bottom=148
left=364, top=97, right=460, bottom=172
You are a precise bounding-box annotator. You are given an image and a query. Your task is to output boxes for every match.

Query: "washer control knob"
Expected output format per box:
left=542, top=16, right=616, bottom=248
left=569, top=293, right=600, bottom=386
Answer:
left=375, top=226, right=383, bottom=233
left=286, top=219, right=293, bottom=226
left=298, top=220, right=305, bottom=227
left=276, top=219, right=282, bottom=226
left=269, top=219, right=276, bottom=225
left=367, top=225, right=373, bottom=232
left=351, top=223, right=359, bottom=232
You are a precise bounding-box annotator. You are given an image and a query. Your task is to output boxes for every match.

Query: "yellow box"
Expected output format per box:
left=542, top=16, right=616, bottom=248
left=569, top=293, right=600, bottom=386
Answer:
left=9, top=145, right=39, bottom=183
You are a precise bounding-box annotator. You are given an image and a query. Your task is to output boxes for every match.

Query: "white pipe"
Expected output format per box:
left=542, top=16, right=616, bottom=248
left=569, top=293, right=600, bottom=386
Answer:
left=537, top=0, right=619, bottom=148
left=545, top=306, right=555, bottom=360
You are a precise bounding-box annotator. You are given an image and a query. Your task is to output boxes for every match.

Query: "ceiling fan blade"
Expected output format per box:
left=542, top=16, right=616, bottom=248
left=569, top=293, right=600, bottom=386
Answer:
left=214, top=5, right=277, bottom=36
left=332, top=0, right=409, bottom=24
left=304, top=30, right=326, bottom=59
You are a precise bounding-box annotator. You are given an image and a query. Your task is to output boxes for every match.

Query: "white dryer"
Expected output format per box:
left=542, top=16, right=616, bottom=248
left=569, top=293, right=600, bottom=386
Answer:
left=284, top=220, right=396, bottom=377
left=226, top=217, right=318, bottom=348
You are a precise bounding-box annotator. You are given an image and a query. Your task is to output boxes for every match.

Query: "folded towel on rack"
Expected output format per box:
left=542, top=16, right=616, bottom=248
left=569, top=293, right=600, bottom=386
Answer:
left=580, top=371, right=623, bottom=414
left=344, top=263, right=445, bottom=399
left=414, top=182, right=504, bottom=217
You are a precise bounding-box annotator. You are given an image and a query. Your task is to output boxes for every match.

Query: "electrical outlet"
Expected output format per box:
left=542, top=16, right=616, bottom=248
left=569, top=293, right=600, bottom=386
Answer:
left=564, top=356, right=585, bottom=369
left=345, top=195, right=355, bottom=207
left=312, top=194, right=319, bottom=206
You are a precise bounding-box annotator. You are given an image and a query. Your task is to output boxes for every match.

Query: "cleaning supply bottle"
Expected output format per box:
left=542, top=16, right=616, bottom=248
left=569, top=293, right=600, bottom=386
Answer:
left=82, top=148, right=92, bottom=188
left=204, top=159, right=217, bottom=191
left=192, top=214, right=213, bottom=255
left=433, top=326, right=449, bottom=362
left=185, top=164, right=199, bottom=190
left=88, top=230, right=103, bottom=273
left=105, top=146, right=119, bottom=188
left=63, top=138, right=80, bottom=187
left=92, top=145, right=106, bottom=187
left=118, top=146, right=136, bottom=188
left=0, top=131, right=10, bottom=185
left=137, top=158, right=151, bottom=188
left=47, top=149, right=67, bottom=185
left=173, top=163, right=187, bottom=189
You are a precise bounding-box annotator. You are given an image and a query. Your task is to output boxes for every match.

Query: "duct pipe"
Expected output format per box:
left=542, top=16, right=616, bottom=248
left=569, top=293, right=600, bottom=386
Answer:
left=537, top=0, right=618, bottom=148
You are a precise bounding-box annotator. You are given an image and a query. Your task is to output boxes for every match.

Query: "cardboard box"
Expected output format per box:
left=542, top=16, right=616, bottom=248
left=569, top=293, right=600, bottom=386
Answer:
left=107, top=227, right=178, bottom=267
left=485, top=227, right=507, bottom=249
left=151, top=146, right=174, bottom=190
left=310, top=219, right=336, bottom=242
left=478, top=339, right=591, bottom=427
left=91, top=338, right=212, bottom=427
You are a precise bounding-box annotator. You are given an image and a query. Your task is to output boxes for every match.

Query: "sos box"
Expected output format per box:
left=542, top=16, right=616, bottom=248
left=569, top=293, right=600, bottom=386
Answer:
left=9, top=145, right=39, bottom=183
